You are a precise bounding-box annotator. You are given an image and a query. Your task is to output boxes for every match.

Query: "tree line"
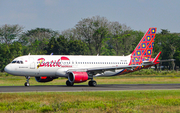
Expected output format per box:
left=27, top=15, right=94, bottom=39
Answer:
left=0, top=16, right=180, bottom=72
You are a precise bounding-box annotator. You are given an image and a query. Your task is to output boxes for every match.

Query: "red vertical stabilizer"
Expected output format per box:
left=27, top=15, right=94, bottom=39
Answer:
left=129, top=27, right=157, bottom=65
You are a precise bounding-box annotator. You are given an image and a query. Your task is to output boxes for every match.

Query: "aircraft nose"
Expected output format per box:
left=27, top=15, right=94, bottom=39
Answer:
left=4, top=65, right=12, bottom=73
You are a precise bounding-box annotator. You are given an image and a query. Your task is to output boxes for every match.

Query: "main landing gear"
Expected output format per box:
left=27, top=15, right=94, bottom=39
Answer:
left=24, top=76, right=30, bottom=86
left=88, top=80, right=97, bottom=87
left=66, top=80, right=97, bottom=87
left=66, top=80, right=74, bottom=86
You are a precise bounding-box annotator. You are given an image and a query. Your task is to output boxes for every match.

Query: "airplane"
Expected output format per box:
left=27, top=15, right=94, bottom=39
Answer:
left=4, top=27, right=161, bottom=87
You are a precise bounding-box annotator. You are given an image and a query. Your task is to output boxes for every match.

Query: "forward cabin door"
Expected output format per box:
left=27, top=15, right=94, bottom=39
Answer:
left=29, top=57, right=40, bottom=76
left=30, top=57, right=35, bottom=69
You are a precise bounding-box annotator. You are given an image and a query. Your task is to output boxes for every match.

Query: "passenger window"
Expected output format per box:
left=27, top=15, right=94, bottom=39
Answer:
left=17, top=61, right=20, bottom=64
left=20, top=61, right=23, bottom=64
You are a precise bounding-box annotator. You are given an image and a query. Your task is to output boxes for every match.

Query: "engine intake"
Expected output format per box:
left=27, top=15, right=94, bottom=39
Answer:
left=68, top=71, right=88, bottom=83
left=35, top=76, right=58, bottom=82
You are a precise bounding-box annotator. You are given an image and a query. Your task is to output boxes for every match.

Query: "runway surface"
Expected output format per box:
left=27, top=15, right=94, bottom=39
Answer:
left=1, top=84, right=180, bottom=92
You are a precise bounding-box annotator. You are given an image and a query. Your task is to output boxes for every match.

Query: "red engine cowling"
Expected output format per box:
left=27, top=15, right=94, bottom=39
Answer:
left=68, top=71, right=88, bottom=83
left=35, top=76, right=58, bottom=82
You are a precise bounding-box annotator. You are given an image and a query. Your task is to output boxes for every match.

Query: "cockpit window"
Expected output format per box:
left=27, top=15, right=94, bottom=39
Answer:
left=12, top=61, right=16, bottom=63
left=11, top=60, right=23, bottom=64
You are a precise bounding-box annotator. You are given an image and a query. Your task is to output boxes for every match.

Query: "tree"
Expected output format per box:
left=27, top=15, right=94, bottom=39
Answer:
left=61, top=28, right=81, bottom=41
left=19, top=28, right=59, bottom=46
left=75, top=16, right=109, bottom=55
left=0, top=24, right=24, bottom=45
left=68, top=40, right=88, bottom=55
left=0, top=42, right=23, bottom=72
left=108, top=22, right=134, bottom=55
left=23, top=39, right=47, bottom=55
left=154, top=30, right=180, bottom=67
left=174, top=45, right=180, bottom=67
left=46, top=36, right=89, bottom=55
left=46, top=36, right=69, bottom=55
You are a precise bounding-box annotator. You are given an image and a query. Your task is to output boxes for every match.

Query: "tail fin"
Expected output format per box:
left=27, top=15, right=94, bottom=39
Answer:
left=129, top=27, right=157, bottom=65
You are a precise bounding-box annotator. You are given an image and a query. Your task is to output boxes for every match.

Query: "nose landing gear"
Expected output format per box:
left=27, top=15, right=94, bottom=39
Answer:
left=24, top=76, right=30, bottom=86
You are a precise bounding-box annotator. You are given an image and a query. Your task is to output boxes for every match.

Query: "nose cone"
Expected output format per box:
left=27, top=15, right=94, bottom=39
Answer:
left=4, top=65, right=12, bottom=73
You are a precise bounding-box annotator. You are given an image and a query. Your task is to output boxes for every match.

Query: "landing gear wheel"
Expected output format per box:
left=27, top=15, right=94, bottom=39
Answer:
left=88, top=80, right=97, bottom=87
left=24, top=82, right=30, bottom=86
left=24, top=76, right=30, bottom=87
left=66, top=80, right=74, bottom=86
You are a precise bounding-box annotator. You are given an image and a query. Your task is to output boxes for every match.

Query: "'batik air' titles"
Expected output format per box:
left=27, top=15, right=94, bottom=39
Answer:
left=37, top=56, right=72, bottom=68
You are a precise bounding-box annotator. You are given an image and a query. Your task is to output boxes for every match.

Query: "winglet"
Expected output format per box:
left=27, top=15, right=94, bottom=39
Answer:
left=153, top=51, right=161, bottom=63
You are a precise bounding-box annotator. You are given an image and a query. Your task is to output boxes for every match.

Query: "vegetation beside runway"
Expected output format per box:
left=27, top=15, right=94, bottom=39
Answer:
left=0, top=70, right=180, bottom=86
left=0, top=90, right=180, bottom=113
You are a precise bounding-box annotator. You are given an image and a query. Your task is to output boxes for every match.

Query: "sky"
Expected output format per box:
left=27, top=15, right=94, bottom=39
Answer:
left=0, top=0, right=180, bottom=33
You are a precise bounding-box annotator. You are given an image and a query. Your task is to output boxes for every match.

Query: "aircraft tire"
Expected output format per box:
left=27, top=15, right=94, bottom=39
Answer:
left=24, top=82, right=30, bottom=87
left=66, top=80, right=74, bottom=86
left=88, top=81, right=97, bottom=87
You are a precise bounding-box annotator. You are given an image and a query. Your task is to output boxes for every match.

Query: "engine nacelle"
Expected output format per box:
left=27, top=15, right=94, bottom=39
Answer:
left=35, top=76, right=58, bottom=82
left=68, top=71, right=88, bottom=83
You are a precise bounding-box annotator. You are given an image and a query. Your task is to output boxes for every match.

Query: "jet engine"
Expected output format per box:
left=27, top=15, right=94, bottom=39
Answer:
left=35, top=76, right=58, bottom=82
left=67, top=71, right=88, bottom=83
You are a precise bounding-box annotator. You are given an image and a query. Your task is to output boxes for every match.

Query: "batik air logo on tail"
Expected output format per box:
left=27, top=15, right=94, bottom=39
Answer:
left=129, top=27, right=157, bottom=65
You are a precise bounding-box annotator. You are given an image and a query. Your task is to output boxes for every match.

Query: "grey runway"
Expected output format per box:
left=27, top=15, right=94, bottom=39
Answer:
left=1, top=84, right=180, bottom=93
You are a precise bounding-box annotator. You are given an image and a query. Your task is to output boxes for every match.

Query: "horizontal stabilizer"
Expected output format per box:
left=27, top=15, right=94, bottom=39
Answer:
left=142, top=61, right=154, bottom=65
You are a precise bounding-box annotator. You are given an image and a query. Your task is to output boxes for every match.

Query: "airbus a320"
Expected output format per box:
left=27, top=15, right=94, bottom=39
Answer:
left=4, top=27, right=161, bottom=87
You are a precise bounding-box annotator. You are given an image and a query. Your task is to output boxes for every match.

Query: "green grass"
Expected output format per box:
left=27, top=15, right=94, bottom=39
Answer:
left=1, top=71, right=180, bottom=112
left=1, top=90, right=180, bottom=112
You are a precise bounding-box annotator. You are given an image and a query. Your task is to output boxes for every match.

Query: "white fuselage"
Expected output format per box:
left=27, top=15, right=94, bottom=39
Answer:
left=5, top=55, right=131, bottom=77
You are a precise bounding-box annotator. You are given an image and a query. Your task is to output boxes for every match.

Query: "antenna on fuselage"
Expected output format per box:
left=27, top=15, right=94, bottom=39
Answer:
left=50, top=53, right=53, bottom=55
left=97, top=54, right=99, bottom=56
left=28, top=53, right=30, bottom=56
